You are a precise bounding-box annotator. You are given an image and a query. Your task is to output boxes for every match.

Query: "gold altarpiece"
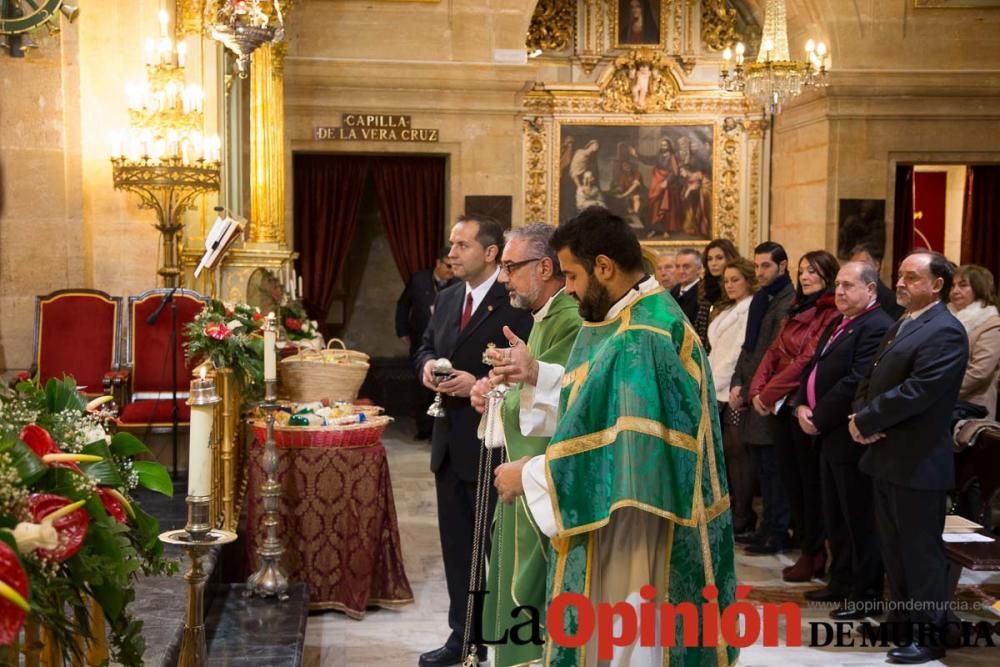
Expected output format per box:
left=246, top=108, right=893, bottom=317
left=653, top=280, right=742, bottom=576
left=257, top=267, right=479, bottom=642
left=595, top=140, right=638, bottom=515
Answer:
left=523, top=0, right=769, bottom=253
left=176, top=0, right=295, bottom=304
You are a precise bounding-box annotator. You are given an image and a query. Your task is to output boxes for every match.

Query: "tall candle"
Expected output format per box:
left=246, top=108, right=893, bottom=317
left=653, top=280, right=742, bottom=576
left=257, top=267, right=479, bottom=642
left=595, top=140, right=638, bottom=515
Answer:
left=187, top=367, right=219, bottom=498
left=264, top=313, right=277, bottom=382
left=297, top=276, right=303, bottom=299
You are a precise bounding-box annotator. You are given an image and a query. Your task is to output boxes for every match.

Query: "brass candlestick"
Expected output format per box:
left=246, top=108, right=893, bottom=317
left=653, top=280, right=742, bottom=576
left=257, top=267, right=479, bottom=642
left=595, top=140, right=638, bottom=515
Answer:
left=159, top=498, right=238, bottom=667
left=245, top=378, right=289, bottom=601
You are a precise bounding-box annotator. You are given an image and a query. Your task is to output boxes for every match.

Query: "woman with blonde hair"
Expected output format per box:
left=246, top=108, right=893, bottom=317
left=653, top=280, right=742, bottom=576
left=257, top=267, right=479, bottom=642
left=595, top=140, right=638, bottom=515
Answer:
left=949, top=264, right=1000, bottom=419
left=708, top=257, right=759, bottom=536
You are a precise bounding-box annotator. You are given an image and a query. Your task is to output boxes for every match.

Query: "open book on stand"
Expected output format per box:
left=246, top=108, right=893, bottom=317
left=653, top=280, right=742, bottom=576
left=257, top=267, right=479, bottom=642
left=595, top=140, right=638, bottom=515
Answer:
left=195, top=212, right=246, bottom=278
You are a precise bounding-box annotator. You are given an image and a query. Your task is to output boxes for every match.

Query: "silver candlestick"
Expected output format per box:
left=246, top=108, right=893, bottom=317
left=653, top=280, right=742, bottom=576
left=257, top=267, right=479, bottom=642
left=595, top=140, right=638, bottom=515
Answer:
left=160, top=498, right=238, bottom=667
left=245, top=378, right=289, bottom=601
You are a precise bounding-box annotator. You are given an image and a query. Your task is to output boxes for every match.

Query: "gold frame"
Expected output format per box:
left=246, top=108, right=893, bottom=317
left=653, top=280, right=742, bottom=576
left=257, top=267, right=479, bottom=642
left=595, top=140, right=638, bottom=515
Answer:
left=554, top=118, right=721, bottom=249
left=612, top=0, right=667, bottom=50
left=913, top=0, right=1000, bottom=7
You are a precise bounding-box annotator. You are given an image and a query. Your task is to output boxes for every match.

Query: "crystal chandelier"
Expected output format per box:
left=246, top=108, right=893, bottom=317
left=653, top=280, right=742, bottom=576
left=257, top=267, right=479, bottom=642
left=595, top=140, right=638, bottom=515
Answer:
left=110, top=10, right=221, bottom=288
left=209, top=0, right=285, bottom=78
left=719, top=0, right=830, bottom=114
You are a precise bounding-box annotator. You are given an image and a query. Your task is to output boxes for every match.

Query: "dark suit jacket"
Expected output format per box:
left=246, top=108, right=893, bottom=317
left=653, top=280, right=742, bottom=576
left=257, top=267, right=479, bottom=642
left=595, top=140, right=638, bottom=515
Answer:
left=671, top=282, right=700, bottom=324
left=414, top=279, right=533, bottom=481
left=394, top=270, right=456, bottom=353
left=876, top=280, right=905, bottom=321
left=795, top=306, right=894, bottom=463
left=854, top=301, right=969, bottom=490
left=730, top=281, right=795, bottom=445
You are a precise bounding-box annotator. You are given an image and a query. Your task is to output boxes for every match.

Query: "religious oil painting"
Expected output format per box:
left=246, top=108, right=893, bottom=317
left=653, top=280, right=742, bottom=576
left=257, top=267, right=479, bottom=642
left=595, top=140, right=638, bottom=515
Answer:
left=557, top=122, right=717, bottom=245
left=615, top=0, right=664, bottom=49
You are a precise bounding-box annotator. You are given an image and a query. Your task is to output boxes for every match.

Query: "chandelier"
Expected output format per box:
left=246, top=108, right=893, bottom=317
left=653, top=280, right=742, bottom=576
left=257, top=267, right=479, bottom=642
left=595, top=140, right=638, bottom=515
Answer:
left=110, top=9, right=221, bottom=288
left=719, top=0, right=830, bottom=114
left=209, top=0, right=285, bottom=78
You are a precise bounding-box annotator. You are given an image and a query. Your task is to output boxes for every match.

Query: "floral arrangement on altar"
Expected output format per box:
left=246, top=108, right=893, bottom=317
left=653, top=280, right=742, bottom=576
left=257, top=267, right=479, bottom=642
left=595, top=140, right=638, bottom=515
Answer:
left=0, top=377, right=176, bottom=665
left=184, top=299, right=265, bottom=399
left=279, top=299, right=321, bottom=344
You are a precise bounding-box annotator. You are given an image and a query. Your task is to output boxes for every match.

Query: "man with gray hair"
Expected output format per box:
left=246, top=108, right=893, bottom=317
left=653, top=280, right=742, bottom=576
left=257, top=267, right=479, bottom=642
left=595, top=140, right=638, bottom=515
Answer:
left=469, top=222, right=582, bottom=667
left=655, top=250, right=677, bottom=291
left=671, top=247, right=702, bottom=322
left=794, top=261, right=893, bottom=617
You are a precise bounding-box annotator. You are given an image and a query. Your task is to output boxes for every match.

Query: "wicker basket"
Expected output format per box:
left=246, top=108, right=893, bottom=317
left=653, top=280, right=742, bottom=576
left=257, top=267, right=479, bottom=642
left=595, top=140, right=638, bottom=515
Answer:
left=279, top=339, right=370, bottom=402
left=250, top=415, right=392, bottom=449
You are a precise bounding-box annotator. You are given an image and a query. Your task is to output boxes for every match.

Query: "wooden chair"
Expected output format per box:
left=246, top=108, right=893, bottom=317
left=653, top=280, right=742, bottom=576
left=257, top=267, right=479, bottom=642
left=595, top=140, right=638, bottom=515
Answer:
left=28, top=289, right=122, bottom=397
left=115, top=289, right=208, bottom=438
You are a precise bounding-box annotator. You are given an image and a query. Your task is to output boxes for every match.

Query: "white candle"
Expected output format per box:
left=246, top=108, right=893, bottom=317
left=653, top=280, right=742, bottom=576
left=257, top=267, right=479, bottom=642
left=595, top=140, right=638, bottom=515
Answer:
left=187, top=367, right=215, bottom=498
left=264, top=313, right=277, bottom=382
left=177, top=41, right=187, bottom=68
left=297, top=276, right=303, bottom=299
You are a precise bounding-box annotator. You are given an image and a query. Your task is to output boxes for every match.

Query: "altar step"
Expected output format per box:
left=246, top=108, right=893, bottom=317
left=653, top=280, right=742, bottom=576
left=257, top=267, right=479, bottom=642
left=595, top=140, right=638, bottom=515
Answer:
left=128, top=480, right=308, bottom=666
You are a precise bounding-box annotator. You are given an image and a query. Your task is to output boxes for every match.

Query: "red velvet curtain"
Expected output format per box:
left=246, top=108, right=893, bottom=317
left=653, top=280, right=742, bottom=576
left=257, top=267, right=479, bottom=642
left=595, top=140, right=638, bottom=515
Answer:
left=891, top=164, right=915, bottom=282
left=371, top=156, right=446, bottom=283
left=293, top=154, right=369, bottom=326
left=961, top=165, right=1000, bottom=278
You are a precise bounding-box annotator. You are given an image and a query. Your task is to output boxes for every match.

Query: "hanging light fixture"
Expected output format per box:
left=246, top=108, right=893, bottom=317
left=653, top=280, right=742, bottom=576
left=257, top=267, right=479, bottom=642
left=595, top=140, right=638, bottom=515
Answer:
left=209, top=0, right=285, bottom=78
left=719, top=0, right=830, bottom=114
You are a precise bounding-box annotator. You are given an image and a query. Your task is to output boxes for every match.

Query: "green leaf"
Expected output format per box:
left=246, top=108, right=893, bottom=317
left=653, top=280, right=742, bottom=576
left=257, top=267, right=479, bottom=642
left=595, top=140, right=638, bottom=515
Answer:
left=131, top=504, right=163, bottom=553
left=80, top=441, right=124, bottom=487
left=7, top=437, right=48, bottom=485
left=45, top=377, right=86, bottom=414
left=109, top=432, right=150, bottom=457
left=132, top=461, right=173, bottom=496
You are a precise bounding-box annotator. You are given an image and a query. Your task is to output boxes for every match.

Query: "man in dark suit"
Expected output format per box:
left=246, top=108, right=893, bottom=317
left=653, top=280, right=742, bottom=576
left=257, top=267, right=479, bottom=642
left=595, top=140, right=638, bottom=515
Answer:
left=396, top=247, right=457, bottom=439
left=794, top=262, right=893, bottom=616
left=850, top=241, right=905, bottom=320
left=670, top=247, right=701, bottom=323
left=730, top=241, right=795, bottom=553
left=850, top=251, right=968, bottom=664
left=415, top=214, right=533, bottom=667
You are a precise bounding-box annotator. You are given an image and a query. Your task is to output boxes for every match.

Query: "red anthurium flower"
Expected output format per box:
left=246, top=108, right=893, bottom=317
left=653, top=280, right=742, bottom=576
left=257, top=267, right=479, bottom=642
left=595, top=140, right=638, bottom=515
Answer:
left=98, top=488, right=128, bottom=524
left=252, top=311, right=263, bottom=322
left=26, top=494, right=90, bottom=563
left=204, top=322, right=232, bottom=340
left=284, top=317, right=302, bottom=331
left=0, top=541, right=29, bottom=646
left=18, top=425, right=102, bottom=473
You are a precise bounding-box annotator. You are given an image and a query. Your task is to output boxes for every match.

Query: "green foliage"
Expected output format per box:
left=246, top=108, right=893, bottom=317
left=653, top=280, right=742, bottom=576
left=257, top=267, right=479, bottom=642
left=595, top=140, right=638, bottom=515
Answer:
left=0, top=377, right=178, bottom=665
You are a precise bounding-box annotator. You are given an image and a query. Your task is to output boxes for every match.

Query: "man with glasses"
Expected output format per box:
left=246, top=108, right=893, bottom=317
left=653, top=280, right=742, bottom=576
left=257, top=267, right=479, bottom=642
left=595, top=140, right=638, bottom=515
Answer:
left=469, top=223, right=581, bottom=667
left=396, top=246, right=458, bottom=439
left=415, top=215, right=533, bottom=667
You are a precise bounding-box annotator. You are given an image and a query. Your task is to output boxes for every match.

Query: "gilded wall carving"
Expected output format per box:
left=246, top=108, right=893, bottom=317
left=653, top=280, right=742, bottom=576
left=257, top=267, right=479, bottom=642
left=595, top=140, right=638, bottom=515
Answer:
left=599, top=50, right=678, bottom=114
left=527, top=0, right=576, bottom=53
left=748, top=141, right=761, bottom=246
left=716, top=121, right=741, bottom=242
left=523, top=118, right=549, bottom=225
left=701, top=0, right=741, bottom=52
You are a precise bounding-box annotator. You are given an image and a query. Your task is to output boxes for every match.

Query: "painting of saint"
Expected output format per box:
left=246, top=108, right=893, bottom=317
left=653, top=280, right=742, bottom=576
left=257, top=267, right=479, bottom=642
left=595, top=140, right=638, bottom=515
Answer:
left=556, top=123, right=715, bottom=244
left=618, top=0, right=661, bottom=46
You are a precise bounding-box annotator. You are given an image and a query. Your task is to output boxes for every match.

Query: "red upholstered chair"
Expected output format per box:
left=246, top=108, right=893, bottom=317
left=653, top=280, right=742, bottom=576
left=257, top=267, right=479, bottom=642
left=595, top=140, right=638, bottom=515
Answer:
left=116, top=289, right=208, bottom=434
left=30, top=289, right=122, bottom=396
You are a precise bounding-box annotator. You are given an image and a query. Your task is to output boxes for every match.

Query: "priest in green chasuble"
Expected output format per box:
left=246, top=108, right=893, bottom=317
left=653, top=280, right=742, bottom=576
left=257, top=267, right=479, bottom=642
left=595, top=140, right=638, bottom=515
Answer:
left=494, top=207, right=739, bottom=667
left=471, top=223, right=583, bottom=667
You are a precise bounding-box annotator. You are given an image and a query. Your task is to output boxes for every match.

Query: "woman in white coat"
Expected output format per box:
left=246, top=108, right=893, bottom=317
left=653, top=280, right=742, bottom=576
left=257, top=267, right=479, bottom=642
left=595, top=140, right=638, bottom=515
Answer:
left=708, top=257, right=758, bottom=537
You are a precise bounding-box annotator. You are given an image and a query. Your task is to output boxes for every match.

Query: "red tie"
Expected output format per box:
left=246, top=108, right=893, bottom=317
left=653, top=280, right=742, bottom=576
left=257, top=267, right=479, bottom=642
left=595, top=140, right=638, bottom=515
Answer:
left=460, top=293, right=473, bottom=330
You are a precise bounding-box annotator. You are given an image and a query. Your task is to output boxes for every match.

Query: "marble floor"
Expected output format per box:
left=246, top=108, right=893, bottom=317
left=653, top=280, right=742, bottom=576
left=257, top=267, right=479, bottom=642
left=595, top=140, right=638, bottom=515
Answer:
left=302, top=420, right=1000, bottom=666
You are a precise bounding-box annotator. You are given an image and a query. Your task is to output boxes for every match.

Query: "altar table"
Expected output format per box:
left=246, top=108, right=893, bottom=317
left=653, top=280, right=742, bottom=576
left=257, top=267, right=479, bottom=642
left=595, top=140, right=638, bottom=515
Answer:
left=244, top=439, right=414, bottom=618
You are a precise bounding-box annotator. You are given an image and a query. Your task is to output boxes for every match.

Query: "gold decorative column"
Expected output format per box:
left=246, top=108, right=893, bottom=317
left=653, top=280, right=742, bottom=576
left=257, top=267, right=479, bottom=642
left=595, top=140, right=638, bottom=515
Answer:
left=249, top=41, right=287, bottom=245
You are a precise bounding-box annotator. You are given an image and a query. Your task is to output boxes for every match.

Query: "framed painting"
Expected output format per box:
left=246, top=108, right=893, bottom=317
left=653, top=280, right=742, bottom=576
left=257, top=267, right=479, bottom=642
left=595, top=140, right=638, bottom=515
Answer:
left=556, top=120, right=718, bottom=246
left=837, top=199, right=886, bottom=259
left=613, top=0, right=666, bottom=49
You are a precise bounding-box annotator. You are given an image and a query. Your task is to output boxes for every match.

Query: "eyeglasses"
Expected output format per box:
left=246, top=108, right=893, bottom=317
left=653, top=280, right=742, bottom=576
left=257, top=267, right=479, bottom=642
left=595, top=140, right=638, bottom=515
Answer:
left=500, top=257, right=543, bottom=275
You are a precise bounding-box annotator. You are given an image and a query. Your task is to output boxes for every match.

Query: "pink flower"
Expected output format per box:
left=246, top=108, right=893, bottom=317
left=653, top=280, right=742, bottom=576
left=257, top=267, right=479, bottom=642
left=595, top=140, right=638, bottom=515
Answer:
left=204, top=322, right=231, bottom=340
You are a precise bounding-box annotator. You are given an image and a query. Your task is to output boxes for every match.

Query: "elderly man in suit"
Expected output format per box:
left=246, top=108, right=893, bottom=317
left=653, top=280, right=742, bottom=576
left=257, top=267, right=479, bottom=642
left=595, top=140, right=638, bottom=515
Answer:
left=850, top=251, right=969, bottom=664
left=850, top=242, right=905, bottom=320
left=795, top=262, right=893, bottom=616
left=670, top=247, right=702, bottom=323
left=415, top=214, right=533, bottom=667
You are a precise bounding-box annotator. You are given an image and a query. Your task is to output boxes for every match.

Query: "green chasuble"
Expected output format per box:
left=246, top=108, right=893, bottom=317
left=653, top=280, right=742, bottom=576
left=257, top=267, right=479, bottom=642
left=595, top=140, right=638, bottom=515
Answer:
left=483, top=290, right=582, bottom=667
left=543, top=290, right=738, bottom=667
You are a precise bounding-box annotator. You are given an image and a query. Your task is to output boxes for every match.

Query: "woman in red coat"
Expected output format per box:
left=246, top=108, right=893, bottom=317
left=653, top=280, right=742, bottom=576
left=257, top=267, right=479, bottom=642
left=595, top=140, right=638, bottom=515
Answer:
left=749, top=250, right=840, bottom=581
